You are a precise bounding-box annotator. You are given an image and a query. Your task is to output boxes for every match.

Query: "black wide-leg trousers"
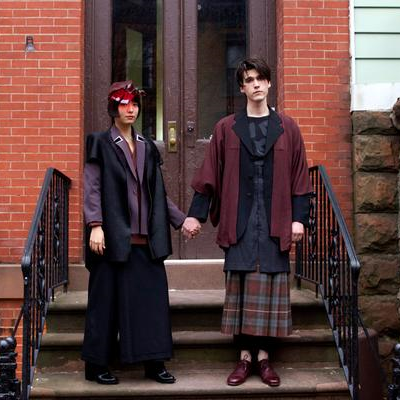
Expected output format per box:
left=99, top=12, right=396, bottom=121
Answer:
left=81, top=245, right=173, bottom=366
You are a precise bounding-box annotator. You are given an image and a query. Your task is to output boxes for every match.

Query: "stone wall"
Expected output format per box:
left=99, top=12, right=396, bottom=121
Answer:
left=352, top=111, right=400, bottom=363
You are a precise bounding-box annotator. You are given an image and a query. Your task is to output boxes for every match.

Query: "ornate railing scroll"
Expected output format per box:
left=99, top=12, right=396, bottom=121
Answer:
left=19, top=168, right=71, bottom=399
left=0, top=312, right=22, bottom=400
left=295, top=165, right=361, bottom=399
left=388, top=344, right=400, bottom=400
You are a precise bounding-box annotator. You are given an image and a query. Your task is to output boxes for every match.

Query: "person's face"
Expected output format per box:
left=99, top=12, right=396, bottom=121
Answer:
left=115, top=100, right=139, bottom=126
left=240, top=69, right=271, bottom=103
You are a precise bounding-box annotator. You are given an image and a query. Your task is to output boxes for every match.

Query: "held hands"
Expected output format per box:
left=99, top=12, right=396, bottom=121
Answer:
left=181, top=217, right=201, bottom=240
left=291, top=221, right=304, bottom=243
left=89, top=226, right=106, bottom=255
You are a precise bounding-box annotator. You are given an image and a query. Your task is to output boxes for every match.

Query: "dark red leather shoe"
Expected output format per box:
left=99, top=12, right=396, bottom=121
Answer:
left=258, top=359, right=280, bottom=386
left=226, top=359, right=252, bottom=386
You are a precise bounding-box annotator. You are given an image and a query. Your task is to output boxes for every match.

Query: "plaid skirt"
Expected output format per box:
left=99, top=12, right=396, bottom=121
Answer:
left=221, top=270, right=292, bottom=337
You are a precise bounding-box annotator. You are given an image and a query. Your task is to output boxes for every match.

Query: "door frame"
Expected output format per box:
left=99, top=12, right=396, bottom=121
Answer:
left=84, top=0, right=277, bottom=258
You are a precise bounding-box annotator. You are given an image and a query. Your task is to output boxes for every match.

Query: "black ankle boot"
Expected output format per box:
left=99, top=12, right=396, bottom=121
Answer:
left=85, top=361, right=119, bottom=385
left=144, top=361, right=176, bottom=384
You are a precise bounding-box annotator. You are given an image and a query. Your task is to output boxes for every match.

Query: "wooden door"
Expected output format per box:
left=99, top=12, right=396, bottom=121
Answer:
left=84, top=0, right=276, bottom=259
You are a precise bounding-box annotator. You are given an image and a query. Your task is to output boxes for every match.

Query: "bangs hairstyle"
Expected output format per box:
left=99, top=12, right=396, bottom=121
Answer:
left=107, top=96, right=142, bottom=119
left=235, top=58, right=271, bottom=87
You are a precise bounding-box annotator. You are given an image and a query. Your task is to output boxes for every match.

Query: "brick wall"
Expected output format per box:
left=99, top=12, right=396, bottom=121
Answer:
left=0, top=0, right=84, bottom=264
left=0, top=0, right=354, bottom=264
left=276, top=0, right=352, bottom=223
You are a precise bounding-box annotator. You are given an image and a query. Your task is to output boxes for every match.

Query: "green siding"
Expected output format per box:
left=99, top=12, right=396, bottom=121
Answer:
left=356, top=60, right=400, bottom=83
left=355, top=9, right=400, bottom=33
left=355, top=0, right=400, bottom=6
left=354, top=3, right=400, bottom=84
left=356, top=34, right=400, bottom=58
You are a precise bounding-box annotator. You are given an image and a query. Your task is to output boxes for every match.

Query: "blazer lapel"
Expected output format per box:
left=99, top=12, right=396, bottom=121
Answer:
left=232, top=109, right=253, bottom=155
left=110, top=126, right=138, bottom=180
left=265, top=108, right=284, bottom=154
left=232, top=107, right=284, bottom=156
left=135, top=131, right=145, bottom=184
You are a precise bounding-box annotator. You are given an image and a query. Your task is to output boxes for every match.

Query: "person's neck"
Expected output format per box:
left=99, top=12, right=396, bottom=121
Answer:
left=246, top=101, right=269, bottom=117
left=115, top=121, right=133, bottom=139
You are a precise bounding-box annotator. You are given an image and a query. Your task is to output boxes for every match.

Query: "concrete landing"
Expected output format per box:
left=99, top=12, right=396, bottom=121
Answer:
left=31, top=362, right=349, bottom=399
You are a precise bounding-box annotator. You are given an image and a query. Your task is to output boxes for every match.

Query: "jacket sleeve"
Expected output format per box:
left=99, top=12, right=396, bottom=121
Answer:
left=190, top=123, right=224, bottom=226
left=188, top=191, right=211, bottom=223
left=290, top=120, right=312, bottom=196
left=292, top=194, right=310, bottom=226
left=166, top=196, right=186, bottom=229
left=148, top=139, right=186, bottom=229
left=84, top=159, right=103, bottom=225
left=84, top=133, right=103, bottom=225
left=289, top=119, right=312, bottom=226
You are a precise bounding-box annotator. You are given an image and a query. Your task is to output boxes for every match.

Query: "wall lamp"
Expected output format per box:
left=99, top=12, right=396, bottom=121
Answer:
left=25, top=36, right=35, bottom=52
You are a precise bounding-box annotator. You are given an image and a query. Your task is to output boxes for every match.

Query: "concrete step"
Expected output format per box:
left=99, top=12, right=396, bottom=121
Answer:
left=69, top=259, right=309, bottom=291
left=31, top=361, right=349, bottom=399
left=45, top=288, right=328, bottom=333
left=36, top=328, right=339, bottom=370
left=68, top=260, right=226, bottom=291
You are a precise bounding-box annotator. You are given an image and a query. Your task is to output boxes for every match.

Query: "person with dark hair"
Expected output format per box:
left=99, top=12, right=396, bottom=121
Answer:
left=182, top=58, right=312, bottom=387
left=82, top=80, right=192, bottom=385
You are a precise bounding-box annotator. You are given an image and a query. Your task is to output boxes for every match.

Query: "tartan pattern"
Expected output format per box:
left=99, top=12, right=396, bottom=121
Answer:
left=221, top=271, right=292, bottom=337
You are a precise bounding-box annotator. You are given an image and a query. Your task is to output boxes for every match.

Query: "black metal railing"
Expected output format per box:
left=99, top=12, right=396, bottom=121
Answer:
left=0, top=309, right=23, bottom=399
left=388, top=344, right=400, bottom=400
left=16, top=168, right=71, bottom=399
left=295, top=165, right=361, bottom=399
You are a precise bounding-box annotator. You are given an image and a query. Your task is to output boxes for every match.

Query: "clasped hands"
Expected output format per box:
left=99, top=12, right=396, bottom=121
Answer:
left=181, top=217, right=201, bottom=240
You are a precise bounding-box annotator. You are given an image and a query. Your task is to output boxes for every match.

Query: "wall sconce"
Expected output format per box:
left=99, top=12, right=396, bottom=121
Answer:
left=25, top=36, right=35, bottom=52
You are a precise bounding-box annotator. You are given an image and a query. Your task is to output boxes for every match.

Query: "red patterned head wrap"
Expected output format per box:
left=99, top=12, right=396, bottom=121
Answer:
left=108, top=80, right=146, bottom=105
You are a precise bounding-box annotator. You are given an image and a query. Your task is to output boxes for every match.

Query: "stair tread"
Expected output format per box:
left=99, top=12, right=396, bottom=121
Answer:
left=31, top=364, right=348, bottom=398
left=40, top=328, right=334, bottom=347
left=49, top=288, right=323, bottom=311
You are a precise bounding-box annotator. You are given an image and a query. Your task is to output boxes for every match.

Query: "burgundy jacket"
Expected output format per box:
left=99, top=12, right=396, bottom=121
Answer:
left=191, top=108, right=312, bottom=252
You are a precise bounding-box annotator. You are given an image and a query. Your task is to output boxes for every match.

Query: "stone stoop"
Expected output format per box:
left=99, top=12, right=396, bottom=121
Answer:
left=30, top=288, right=350, bottom=399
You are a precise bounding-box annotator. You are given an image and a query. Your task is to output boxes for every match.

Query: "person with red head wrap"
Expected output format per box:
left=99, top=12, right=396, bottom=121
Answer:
left=82, top=80, right=193, bottom=385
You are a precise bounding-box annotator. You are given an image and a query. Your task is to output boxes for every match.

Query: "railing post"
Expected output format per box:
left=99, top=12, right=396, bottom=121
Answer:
left=351, top=265, right=360, bottom=400
left=0, top=337, right=21, bottom=400
left=295, top=240, right=303, bottom=289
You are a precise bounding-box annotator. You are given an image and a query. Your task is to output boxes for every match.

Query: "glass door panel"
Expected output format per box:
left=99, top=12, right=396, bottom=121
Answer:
left=197, top=0, right=247, bottom=138
left=112, top=0, right=163, bottom=140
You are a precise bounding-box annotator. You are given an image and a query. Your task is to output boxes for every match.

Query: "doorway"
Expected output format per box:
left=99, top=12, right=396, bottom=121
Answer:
left=84, top=0, right=276, bottom=259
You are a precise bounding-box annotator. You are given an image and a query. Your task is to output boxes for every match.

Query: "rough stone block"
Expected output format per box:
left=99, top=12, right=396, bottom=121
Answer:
left=353, top=135, right=400, bottom=172
left=359, top=253, right=400, bottom=295
left=354, top=172, right=398, bottom=212
left=359, top=295, right=400, bottom=334
left=355, top=213, right=398, bottom=253
left=352, top=111, right=400, bottom=136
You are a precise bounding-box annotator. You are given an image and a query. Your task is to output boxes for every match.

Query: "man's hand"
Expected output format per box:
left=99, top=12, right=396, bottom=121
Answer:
left=181, top=217, right=201, bottom=240
left=89, top=226, right=106, bottom=255
left=291, top=221, right=304, bottom=243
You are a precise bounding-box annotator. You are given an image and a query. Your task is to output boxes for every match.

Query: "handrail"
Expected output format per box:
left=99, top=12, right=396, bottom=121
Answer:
left=317, top=166, right=359, bottom=270
left=16, top=168, right=71, bottom=399
left=295, top=165, right=361, bottom=399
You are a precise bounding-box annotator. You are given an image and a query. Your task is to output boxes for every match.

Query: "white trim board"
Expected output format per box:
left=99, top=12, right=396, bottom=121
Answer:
left=351, top=82, right=400, bottom=111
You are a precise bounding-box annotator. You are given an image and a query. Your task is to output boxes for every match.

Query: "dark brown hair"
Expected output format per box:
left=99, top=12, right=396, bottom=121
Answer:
left=235, top=58, right=271, bottom=87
